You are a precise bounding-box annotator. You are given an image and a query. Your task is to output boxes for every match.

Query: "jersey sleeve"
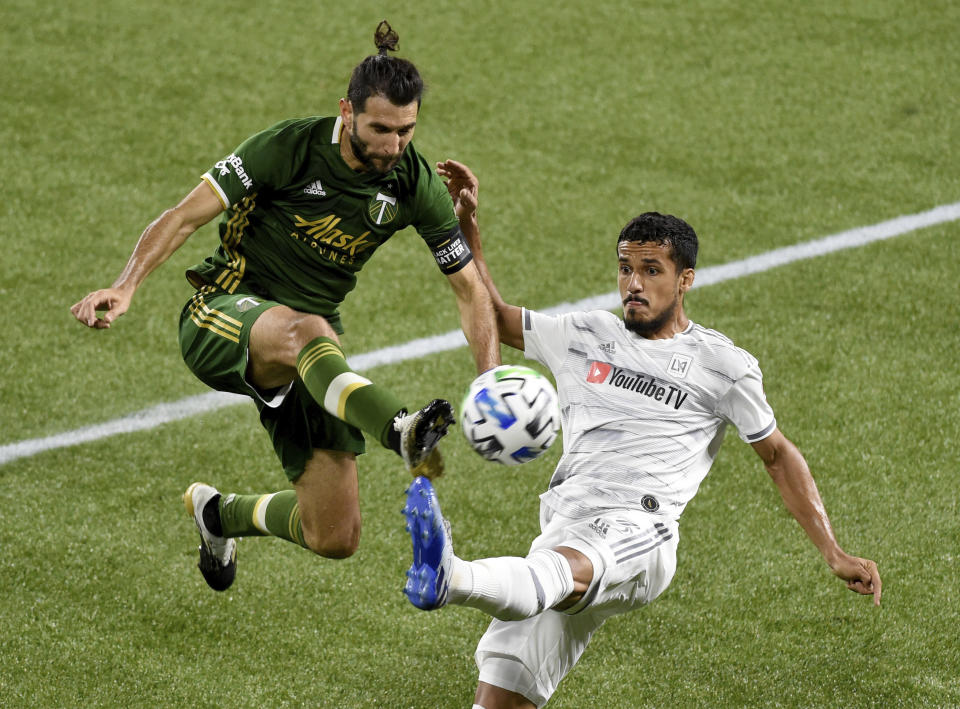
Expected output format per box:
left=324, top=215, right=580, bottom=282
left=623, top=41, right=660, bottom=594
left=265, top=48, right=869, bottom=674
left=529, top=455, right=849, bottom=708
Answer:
left=410, top=153, right=473, bottom=275
left=715, top=362, right=777, bottom=443
left=522, top=308, right=572, bottom=374
left=201, top=119, right=304, bottom=209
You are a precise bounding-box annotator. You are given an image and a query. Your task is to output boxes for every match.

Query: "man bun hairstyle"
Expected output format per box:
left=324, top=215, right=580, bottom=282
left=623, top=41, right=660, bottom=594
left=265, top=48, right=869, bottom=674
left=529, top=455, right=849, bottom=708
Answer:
left=374, top=19, right=399, bottom=54
left=617, top=212, right=699, bottom=272
left=347, top=20, right=425, bottom=112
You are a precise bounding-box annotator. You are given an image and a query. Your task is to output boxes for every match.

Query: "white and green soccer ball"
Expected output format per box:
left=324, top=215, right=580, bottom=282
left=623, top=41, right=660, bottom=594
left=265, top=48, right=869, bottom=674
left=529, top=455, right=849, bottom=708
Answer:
left=460, top=365, right=560, bottom=465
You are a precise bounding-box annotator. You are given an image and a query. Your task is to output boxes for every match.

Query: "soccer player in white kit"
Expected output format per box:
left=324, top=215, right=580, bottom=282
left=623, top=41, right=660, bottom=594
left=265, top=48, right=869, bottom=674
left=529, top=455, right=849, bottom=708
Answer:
left=402, top=160, right=882, bottom=709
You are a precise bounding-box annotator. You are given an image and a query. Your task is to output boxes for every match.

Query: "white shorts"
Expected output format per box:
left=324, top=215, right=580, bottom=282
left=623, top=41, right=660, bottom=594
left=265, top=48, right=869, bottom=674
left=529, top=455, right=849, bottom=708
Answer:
left=474, top=503, right=679, bottom=707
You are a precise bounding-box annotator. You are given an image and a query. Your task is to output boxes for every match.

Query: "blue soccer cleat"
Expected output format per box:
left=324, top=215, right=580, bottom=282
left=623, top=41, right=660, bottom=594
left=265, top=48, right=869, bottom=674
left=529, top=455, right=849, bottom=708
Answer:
left=403, top=476, right=453, bottom=610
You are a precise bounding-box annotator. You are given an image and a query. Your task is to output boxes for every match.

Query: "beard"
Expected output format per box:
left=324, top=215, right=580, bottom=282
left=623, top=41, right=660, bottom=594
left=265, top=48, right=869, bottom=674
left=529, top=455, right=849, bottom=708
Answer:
left=623, top=295, right=679, bottom=337
left=350, top=123, right=403, bottom=174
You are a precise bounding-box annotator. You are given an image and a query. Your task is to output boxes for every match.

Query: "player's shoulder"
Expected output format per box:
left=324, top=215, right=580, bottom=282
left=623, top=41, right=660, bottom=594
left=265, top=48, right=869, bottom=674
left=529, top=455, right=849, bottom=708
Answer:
left=685, top=321, right=735, bottom=348
left=572, top=309, right=623, bottom=333
left=683, top=322, right=761, bottom=375
left=246, top=116, right=332, bottom=149
left=527, top=308, right=620, bottom=337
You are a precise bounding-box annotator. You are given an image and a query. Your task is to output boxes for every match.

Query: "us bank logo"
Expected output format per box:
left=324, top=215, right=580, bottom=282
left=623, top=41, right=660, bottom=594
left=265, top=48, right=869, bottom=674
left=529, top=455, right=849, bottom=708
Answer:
left=369, top=192, right=398, bottom=225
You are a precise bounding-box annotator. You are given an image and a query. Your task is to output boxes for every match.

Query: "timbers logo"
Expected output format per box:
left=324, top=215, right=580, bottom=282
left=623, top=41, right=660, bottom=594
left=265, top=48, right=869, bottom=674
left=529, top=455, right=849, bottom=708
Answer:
left=369, top=191, right=398, bottom=225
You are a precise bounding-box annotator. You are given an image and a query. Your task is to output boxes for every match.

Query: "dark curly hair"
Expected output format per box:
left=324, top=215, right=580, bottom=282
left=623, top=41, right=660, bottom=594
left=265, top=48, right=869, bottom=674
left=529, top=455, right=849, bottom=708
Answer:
left=617, top=212, right=698, bottom=271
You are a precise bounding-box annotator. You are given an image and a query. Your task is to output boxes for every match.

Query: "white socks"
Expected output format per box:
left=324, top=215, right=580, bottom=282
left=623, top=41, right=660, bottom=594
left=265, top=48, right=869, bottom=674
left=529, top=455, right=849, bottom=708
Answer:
left=449, top=548, right=575, bottom=621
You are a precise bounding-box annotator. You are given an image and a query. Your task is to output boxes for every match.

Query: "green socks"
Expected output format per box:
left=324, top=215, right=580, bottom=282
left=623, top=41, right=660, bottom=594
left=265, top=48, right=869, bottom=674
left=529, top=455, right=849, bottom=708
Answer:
left=211, top=338, right=408, bottom=550
left=296, top=336, right=405, bottom=448
left=218, top=491, right=307, bottom=548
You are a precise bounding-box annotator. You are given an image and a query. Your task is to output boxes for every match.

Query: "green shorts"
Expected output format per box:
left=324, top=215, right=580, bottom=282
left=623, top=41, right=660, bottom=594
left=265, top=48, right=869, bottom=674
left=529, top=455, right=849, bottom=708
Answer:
left=178, top=287, right=365, bottom=481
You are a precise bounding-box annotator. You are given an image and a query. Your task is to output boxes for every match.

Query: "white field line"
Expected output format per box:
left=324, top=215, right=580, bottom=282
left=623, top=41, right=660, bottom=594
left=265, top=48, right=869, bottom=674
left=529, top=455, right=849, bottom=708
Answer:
left=3, top=201, right=959, bottom=466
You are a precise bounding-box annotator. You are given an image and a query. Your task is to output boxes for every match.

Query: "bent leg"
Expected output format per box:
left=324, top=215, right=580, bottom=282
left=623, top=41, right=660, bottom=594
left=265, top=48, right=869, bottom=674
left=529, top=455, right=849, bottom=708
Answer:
left=474, top=682, right=536, bottom=709
left=449, top=549, right=586, bottom=621
left=551, top=546, right=593, bottom=610
left=247, top=304, right=338, bottom=389
left=474, top=610, right=605, bottom=708
left=249, top=305, right=406, bottom=449
left=293, top=448, right=361, bottom=558
left=217, top=449, right=360, bottom=557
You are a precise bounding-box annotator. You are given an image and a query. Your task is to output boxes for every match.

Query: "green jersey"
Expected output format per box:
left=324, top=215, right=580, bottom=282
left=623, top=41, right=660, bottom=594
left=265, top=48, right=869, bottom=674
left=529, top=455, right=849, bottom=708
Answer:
left=188, top=116, right=471, bottom=332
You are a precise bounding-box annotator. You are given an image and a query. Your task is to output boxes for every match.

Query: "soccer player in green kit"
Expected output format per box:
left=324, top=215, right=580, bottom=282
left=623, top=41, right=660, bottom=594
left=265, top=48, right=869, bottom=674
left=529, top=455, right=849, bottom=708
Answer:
left=70, top=22, right=499, bottom=591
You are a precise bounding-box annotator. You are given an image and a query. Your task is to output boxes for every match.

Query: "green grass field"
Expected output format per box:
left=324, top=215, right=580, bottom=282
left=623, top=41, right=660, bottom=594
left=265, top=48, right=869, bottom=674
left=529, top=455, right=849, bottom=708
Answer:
left=2, top=0, right=959, bottom=706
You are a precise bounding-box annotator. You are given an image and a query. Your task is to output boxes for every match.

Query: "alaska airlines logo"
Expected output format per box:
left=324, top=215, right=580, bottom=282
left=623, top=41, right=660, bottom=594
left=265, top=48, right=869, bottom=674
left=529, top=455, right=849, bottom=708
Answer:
left=369, top=192, right=398, bottom=225
left=290, top=214, right=377, bottom=265
left=585, top=360, right=689, bottom=410
left=214, top=154, right=253, bottom=190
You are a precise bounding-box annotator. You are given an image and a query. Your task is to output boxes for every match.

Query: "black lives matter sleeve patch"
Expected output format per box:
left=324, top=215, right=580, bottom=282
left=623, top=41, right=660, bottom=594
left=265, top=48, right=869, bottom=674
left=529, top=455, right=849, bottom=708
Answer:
left=431, top=227, right=473, bottom=275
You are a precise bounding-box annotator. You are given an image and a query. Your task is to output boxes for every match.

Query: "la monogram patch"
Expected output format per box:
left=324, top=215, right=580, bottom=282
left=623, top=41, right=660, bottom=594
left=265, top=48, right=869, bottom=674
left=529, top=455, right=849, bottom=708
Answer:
left=667, top=353, right=693, bottom=379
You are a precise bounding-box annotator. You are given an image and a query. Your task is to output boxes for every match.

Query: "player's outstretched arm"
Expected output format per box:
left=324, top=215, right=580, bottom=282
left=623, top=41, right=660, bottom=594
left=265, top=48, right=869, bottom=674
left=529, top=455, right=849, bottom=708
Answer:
left=71, top=181, right=224, bottom=329
left=751, top=429, right=882, bottom=606
left=436, top=159, right=523, bottom=351
left=446, top=264, right=501, bottom=373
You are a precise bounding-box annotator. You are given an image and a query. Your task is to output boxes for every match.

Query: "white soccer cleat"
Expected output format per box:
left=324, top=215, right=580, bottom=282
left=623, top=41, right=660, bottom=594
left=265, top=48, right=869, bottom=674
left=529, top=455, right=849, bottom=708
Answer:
left=183, top=482, right=237, bottom=592
left=393, top=399, right=454, bottom=479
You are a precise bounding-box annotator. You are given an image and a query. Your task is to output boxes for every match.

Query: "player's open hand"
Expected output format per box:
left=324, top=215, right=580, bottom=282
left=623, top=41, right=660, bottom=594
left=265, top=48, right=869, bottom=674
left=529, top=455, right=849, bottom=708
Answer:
left=70, top=287, right=132, bottom=329
left=436, top=159, right=478, bottom=220
left=831, top=553, right=882, bottom=606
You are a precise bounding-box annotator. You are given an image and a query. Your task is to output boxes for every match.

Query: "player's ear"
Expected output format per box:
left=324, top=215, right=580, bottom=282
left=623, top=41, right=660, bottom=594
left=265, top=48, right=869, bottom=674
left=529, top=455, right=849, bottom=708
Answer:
left=679, top=268, right=695, bottom=293
left=339, top=98, right=353, bottom=126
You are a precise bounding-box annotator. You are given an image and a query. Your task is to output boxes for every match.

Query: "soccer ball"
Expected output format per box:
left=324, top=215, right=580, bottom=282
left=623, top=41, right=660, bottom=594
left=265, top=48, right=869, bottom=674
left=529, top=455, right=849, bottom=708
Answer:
left=460, top=365, right=560, bottom=465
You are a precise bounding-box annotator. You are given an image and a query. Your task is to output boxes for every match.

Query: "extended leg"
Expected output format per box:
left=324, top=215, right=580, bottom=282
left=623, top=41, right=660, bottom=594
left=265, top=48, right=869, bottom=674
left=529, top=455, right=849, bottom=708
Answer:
left=249, top=306, right=453, bottom=476
left=402, top=477, right=592, bottom=618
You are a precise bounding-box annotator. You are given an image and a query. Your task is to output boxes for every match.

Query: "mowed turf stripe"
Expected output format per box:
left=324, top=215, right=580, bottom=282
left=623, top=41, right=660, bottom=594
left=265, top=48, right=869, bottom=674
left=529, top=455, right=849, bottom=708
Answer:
left=3, top=200, right=958, bottom=466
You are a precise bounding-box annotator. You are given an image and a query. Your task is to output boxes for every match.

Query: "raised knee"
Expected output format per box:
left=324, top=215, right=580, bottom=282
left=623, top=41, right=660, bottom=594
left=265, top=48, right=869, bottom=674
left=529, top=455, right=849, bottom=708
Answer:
left=301, top=518, right=361, bottom=559
left=270, top=315, right=336, bottom=369
left=289, top=312, right=337, bottom=349
left=250, top=308, right=340, bottom=387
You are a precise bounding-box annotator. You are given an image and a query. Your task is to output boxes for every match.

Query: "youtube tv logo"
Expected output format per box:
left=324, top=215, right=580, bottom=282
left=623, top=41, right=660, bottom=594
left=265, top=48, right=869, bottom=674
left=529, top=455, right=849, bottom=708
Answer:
left=586, top=361, right=611, bottom=383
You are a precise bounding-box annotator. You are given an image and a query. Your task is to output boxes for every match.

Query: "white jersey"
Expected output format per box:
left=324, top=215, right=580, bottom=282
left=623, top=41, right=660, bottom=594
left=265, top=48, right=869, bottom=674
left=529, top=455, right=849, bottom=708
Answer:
left=523, top=308, right=776, bottom=520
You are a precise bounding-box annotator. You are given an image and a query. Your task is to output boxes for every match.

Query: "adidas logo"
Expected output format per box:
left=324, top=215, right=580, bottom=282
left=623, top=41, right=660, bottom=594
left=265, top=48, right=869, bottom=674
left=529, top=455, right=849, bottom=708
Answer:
left=304, top=179, right=326, bottom=197
left=588, top=518, right=610, bottom=538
